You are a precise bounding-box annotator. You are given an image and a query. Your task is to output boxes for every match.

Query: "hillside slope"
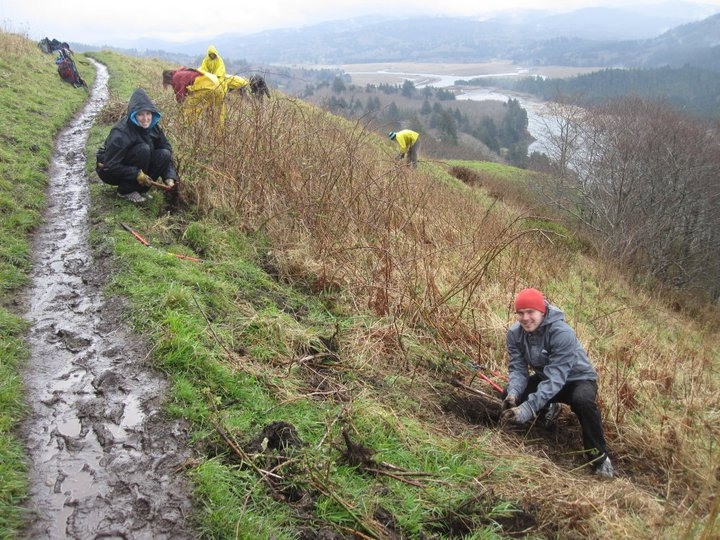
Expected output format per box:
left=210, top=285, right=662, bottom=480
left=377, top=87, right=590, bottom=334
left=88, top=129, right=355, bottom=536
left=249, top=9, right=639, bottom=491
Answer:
left=2, top=33, right=719, bottom=539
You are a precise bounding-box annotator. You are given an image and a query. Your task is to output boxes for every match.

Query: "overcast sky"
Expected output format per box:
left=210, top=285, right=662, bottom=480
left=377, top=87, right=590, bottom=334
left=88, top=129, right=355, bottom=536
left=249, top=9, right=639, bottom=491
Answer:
left=2, top=0, right=720, bottom=46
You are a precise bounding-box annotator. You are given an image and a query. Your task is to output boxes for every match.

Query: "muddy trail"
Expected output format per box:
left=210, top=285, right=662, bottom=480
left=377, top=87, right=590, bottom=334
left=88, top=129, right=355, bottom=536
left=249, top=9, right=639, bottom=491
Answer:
left=19, top=61, right=198, bottom=539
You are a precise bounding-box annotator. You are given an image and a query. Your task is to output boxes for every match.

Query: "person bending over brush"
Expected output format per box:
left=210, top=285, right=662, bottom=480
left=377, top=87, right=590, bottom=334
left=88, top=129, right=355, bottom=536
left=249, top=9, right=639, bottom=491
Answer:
left=96, top=88, right=178, bottom=203
left=388, top=129, right=420, bottom=168
left=163, top=67, right=203, bottom=103
left=500, top=288, right=615, bottom=479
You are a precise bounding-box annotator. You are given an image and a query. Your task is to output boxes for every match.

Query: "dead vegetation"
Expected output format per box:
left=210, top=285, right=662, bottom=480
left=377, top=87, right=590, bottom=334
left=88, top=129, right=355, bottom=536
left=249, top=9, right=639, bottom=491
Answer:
left=103, top=72, right=720, bottom=538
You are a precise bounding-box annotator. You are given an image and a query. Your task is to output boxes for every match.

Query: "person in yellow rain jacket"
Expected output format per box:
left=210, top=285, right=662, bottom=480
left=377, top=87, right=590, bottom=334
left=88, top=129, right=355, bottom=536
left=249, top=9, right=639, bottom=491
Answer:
left=185, top=70, right=226, bottom=125
left=388, top=129, right=420, bottom=168
left=223, top=74, right=250, bottom=94
left=199, top=45, right=226, bottom=78
left=198, top=46, right=252, bottom=95
left=163, top=67, right=226, bottom=125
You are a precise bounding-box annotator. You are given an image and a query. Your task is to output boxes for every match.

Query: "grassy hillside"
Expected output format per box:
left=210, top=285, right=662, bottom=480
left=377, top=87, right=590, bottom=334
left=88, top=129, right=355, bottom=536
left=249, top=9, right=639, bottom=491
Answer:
left=0, top=32, right=94, bottom=536
left=2, top=31, right=719, bottom=539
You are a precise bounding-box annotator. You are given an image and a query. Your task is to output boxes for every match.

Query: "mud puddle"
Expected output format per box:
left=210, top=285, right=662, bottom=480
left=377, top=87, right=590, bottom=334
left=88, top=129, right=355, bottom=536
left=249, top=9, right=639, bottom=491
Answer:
left=20, top=60, right=198, bottom=539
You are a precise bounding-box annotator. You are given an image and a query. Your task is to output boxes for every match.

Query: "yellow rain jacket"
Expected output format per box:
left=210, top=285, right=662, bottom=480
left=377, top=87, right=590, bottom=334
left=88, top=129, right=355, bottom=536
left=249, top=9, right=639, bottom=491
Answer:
left=223, top=74, right=250, bottom=93
left=183, top=70, right=226, bottom=124
left=199, top=45, right=226, bottom=78
left=394, top=130, right=419, bottom=153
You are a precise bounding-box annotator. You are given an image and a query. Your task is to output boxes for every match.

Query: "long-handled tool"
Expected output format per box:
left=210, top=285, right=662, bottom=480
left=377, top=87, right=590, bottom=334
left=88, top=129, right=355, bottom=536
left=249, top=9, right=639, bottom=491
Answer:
left=467, top=362, right=507, bottom=395
left=120, top=223, right=204, bottom=263
left=479, top=365, right=508, bottom=382
left=473, top=370, right=505, bottom=394
left=145, top=178, right=175, bottom=192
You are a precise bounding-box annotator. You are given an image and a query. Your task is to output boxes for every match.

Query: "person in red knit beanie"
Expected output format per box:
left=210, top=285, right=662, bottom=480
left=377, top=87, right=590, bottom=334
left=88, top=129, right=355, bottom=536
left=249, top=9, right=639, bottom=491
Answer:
left=500, top=288, right=614, bottom=478
left=514, top=287, right=546, bottom=313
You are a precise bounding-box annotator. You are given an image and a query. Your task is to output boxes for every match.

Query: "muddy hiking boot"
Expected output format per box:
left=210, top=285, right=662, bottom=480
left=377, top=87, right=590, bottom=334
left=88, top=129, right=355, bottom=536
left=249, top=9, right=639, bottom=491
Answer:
left=119, top=191, right=146, bottom=203
left=539, top=402, right=562, bottom=429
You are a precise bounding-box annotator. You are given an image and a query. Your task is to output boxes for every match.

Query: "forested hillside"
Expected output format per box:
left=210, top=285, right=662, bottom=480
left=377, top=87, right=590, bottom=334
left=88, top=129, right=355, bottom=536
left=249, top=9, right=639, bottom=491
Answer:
left=93, top=6, right=720, bottom=66
left=482, top=65, right=720, bottom=120
left=302, top=78, right=533, bottom=166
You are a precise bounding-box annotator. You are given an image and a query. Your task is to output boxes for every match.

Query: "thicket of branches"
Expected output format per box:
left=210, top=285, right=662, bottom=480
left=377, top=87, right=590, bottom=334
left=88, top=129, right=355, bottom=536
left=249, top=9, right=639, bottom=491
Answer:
left=163, top=93, right=544, bottom=343
left=535, top=95, right=720, bottom=303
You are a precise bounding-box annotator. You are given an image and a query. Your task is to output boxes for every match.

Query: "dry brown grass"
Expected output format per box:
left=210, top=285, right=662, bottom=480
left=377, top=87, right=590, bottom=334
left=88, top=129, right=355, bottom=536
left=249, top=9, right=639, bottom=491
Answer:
left=155, top=86, right=719, bottom=538
left=161, top=92, right=551, bottom=344
left=0, top=30, right=37, bottom=58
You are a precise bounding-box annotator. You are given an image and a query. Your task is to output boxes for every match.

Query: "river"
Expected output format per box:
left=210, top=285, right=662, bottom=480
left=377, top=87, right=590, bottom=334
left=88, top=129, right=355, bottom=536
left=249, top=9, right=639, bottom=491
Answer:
left=413, top=73, right=551, bottom=155
left=453, top=88, right=551, bottom=154
left=343, top=66, right=555, bottom=154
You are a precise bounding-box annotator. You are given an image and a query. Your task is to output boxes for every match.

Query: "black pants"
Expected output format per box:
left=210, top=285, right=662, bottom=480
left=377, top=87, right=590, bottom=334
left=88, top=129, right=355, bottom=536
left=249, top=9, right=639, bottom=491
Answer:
left=520, top=375, right=609, bottom=465
left=97, top=143, right=173, bottom=196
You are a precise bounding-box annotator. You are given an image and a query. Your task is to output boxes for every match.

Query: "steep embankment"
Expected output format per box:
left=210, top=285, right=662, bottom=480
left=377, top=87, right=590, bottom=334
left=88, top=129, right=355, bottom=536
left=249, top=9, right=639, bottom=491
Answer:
left=1, top=33, right=717, bottom=540
left=86, top=49, right=720, bottom=539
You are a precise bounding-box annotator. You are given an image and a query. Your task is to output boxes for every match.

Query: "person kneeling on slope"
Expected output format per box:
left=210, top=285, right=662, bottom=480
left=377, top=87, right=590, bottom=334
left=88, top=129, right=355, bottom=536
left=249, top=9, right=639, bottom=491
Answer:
left=500, top=287, right=615, bottom=479
left=96, top=88, right=178, bottom=203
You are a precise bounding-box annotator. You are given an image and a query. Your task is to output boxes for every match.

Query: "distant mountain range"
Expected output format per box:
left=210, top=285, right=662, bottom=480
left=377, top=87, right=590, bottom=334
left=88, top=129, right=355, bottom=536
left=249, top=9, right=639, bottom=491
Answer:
left=509, top=12, right=720, bottom=72
left=74, top=2, right=720, bottom=73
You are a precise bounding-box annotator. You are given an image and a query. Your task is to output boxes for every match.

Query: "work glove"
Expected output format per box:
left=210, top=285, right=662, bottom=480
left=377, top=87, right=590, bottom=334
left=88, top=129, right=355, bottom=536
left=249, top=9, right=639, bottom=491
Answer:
left=500, top=402, right=534, bottom=426
left=501, top=394, right=517, bottom=411
left=163, top=178, right=176, bottom=188
left=136, top=170, right=153, bottom=187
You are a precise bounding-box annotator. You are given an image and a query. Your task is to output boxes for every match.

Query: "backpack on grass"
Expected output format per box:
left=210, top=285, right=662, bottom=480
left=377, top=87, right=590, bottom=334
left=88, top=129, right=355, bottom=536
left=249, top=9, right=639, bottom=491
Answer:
left=55, top=48, right=87, bottom=88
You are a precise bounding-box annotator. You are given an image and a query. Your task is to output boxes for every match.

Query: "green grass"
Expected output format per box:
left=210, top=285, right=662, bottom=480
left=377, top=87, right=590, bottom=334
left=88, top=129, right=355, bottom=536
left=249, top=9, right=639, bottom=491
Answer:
left=0, top=31, right=93, bottom=538
left=88, top=188, right=520, bottom=536
left=445, top=159, right=536, bottom=183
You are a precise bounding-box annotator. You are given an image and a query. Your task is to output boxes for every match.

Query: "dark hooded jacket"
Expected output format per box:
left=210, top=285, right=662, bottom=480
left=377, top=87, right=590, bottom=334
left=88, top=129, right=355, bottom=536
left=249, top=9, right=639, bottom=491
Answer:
left=506, top=302, right=598, bottom=414
left=96, top=88, right=176, bottom=182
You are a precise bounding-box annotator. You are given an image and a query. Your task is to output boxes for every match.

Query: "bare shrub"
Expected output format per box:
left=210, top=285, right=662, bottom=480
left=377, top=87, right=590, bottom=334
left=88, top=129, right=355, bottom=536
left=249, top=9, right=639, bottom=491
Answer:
left=164, top=93, right=553, bottom=354
left=155, top=84, right=720, bottom=537
left=539, top=95, right=720, bottom=302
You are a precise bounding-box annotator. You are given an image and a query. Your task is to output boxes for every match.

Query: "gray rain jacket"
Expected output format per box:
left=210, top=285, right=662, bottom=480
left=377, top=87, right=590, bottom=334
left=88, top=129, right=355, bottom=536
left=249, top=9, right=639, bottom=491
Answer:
left=506, top=303, right=597, bottom=415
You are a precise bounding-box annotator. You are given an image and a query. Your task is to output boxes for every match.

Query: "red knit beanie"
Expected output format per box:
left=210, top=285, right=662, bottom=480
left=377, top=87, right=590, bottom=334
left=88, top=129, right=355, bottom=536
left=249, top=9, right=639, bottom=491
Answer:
left=514, top=288, right=546, bottom=313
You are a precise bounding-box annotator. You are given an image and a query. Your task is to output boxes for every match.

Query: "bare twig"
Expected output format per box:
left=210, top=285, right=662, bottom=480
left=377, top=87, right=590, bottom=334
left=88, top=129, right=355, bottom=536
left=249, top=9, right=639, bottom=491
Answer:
left=212, top=421, right=283, bottom=481
left=450, top=377, right=503, bottom=403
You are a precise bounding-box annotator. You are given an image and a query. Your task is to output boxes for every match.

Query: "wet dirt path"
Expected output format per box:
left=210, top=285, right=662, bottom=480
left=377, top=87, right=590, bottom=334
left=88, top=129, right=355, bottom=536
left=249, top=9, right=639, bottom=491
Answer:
left=20, top=60, right=198, bottom=539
